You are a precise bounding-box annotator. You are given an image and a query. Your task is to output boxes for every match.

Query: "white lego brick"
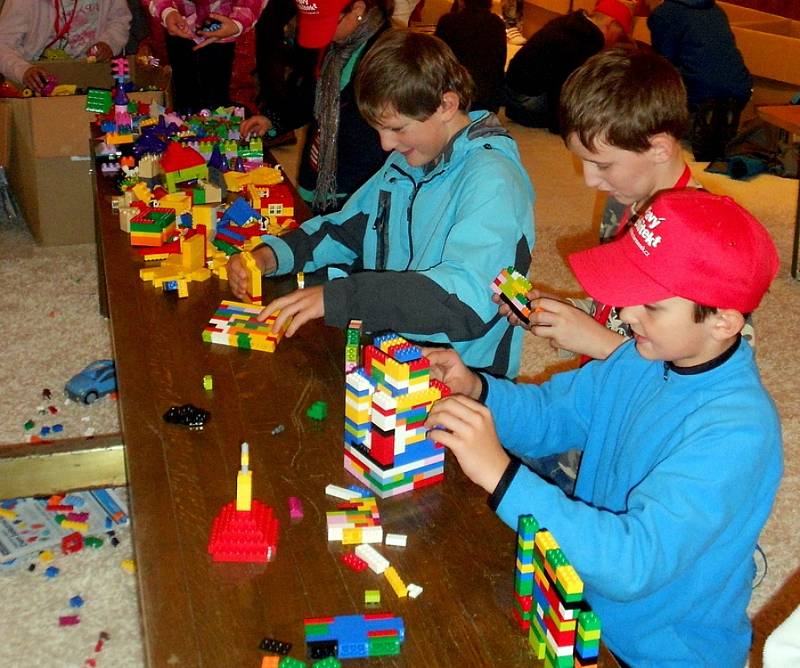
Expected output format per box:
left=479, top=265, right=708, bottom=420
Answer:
left=385, top=533, right=407, bottom=548
left=355, top=543, right=390, bottom=574
left=406, top=583, right=423, bottom=599
left=326, top=484, right=361, bottom=500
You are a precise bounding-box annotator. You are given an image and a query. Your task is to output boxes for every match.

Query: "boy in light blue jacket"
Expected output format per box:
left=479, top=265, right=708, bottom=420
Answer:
left=228, top=30, right=535, bottom=378
left=425, top=190, right=782, bottom=666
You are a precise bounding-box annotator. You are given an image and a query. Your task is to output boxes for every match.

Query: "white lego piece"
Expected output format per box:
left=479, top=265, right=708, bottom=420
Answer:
left=406, top=583, right=423, bottom=599
left=384, top=533, right=407, bottom=548
left=355, top=543, right=390, bottom=574
left=325, top=484, right=361, bottom=500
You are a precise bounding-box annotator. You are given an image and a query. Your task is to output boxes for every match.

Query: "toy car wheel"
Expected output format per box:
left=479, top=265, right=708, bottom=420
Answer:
left=84, top=391, right=99, bottom=405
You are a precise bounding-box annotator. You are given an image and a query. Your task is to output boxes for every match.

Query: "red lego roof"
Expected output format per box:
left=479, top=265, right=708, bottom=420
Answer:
left=160, top=142, right=206, bottom=172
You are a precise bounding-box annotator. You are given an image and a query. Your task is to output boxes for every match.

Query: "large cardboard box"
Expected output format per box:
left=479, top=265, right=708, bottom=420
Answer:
left=2, top=57, right=170, bottom=245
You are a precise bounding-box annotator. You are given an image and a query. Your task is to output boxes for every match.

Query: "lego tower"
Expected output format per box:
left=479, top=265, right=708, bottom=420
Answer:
left=343, top=333, right=449, bottom=498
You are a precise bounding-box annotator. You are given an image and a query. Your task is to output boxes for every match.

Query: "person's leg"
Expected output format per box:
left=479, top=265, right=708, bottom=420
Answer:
left=195, top=42, right=236, bottom=110
left=504, top=87, right=548, bottom=127
left=164, top=34, right=196, bottom=113
left=690, top=98, right=744, bottom=162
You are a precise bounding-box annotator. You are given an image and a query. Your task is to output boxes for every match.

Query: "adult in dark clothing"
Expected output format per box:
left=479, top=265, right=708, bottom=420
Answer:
left=647, top=0, right=752, bottom=162
left=435, top=0, right=506, bottom=112
left=504, top=0, right=632, bottom=133
left=253, top=0, right=317, bottom=147
left=242, top=0, right=392, bottom=214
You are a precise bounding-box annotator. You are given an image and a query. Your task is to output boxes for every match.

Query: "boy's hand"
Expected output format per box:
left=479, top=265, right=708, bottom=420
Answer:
left=240, top=115, right=272, bottom=139
left=87, top=41, right=113, bottom=61
left=22, top=65, right=50, bottom=93
left=422, top=347, right=482, bottom=399
left=194, top=14, right=240, bottom=50
left=164, top=10, right=194, bottom=39
left=258, top=286, right=324, bottom=337
left=425, top=395, right=510, bottom=494
left=494, top=288, right=551, bottom=330
left=227, top=247, right=275, bottom=301
left=530, top=297, right=625, bottom=360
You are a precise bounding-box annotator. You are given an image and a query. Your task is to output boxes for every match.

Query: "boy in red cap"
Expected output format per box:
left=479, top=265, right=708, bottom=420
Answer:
left=504, top=0, right=633, bottom=132
left=424, top=189, right=781, bottom=666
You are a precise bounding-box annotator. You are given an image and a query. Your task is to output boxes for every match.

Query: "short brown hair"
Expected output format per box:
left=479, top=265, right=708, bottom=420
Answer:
left=559, top=47, right=689, bottom=153
left=356, top=30, right=476, bottom=125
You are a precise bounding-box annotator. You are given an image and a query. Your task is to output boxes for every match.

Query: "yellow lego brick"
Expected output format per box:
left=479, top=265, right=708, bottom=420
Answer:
left=384, top=566, right=407, bottom=598
left=39, top=550, right=54, bottom=562
left=535, top=529, right=559, bottom=556
left=555, top=564, right=584, bottom=596
left=236, top=470, right=252, bottom=511
left=0, top=508, right=17, bottom=519
left=516, top=557, right=535, bottom=574
left=120, top=559, right=136, bottom=574
left=60, top=520, right=89, bottom=533
left=342, top=528, right=363, bottom=545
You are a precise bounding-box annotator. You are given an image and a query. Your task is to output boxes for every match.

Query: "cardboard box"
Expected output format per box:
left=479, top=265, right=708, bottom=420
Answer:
left=2, top=57, right=170, bottom=245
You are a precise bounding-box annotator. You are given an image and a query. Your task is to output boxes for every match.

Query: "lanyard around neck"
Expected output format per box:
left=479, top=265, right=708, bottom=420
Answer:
left=46, top=0, right=80, bottom=50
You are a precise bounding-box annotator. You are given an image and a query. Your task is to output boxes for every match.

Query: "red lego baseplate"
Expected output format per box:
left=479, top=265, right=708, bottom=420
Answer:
left=207, top=499, right=279, bottom=563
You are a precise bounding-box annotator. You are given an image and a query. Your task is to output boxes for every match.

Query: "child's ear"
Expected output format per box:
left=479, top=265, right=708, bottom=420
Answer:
left=709, top=309, right=746, bottom=340
left=648, top=132, right=679, bottom=163
left=439, top=91, right=461, bottom=120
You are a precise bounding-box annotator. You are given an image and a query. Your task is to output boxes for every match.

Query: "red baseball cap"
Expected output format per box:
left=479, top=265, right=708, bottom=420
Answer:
left=593, top=0, right=634, bottom=36
left=294, top=0, right=351, bottom=48
left=568, top=190, right=779, bottom=313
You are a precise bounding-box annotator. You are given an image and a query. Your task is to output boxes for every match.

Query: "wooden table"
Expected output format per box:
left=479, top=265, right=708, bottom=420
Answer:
left=756, top=104, right=800, bottom=279
left=92, top=160, right=620, bottom=667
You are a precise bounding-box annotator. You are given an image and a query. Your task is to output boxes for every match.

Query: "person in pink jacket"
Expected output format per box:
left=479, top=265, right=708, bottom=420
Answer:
left=146, top=0, right=266, bottom=112
left=0, top=0, right=131, bottom=93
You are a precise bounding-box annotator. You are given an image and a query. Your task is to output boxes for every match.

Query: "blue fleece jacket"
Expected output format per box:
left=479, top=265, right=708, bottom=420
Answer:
left=648, top=0, right=752, bottom=107
left=486, top=338, right=782, bottom=666
left=260, top=111, right=536, bottom=378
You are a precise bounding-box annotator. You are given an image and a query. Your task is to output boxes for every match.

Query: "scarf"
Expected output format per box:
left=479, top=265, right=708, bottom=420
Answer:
left=311, top=8, right=385, bottom=213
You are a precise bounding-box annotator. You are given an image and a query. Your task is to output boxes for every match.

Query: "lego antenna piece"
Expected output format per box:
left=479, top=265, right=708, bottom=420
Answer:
left=236, top=442, right=252, bottom=511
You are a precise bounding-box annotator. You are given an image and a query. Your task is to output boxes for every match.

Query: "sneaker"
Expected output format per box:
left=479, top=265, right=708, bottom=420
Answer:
left=506, top=26, right=526, bottom=46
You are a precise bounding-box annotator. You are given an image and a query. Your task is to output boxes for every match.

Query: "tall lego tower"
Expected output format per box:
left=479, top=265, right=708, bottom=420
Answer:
left=343, top=333, right=450, bottom=498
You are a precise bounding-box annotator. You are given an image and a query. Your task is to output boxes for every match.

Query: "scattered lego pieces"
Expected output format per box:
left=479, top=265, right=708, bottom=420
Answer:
left=69, top=595, right=85, bottom=608
left=271, top=424, right=285, bottom=436
left=44, top=566, right=61, bottom=578
left=120, top=559, right=136, bottom=573
left=384, top=533, right=407, bottom=548
left=364, top=590, right=380, bottom=605
left=306, top=401, right=328, bottom=421
left=202, top=374, right=213, bottom=391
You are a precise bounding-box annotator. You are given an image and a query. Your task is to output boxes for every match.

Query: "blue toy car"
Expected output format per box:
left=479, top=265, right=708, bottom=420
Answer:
left=65, top=359, right=117, bottom=404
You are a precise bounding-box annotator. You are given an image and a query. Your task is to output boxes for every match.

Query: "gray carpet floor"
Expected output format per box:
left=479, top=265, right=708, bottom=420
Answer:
left=0, top=118, right=797, bottom=666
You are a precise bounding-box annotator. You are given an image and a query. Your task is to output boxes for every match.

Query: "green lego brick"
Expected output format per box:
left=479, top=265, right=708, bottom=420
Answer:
left=368, top=636, right=401, bottom=657
left=303, top=621, right=330, bottom=637
left=278, top=657, right=306, bottom=668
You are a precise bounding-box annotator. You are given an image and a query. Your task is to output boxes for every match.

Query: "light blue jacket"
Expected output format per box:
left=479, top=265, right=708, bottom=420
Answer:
left=261, top=111, right=535, bottom=377
left=486, top=338, right=782, bottom=666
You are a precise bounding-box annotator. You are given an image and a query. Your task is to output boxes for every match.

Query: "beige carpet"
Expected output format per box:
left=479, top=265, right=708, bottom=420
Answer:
left=0, top=118, right=797, bottom=666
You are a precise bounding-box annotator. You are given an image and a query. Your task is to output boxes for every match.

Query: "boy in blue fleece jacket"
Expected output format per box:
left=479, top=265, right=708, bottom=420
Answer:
left=424, top=189, right=781, bottom=666
left=228, top=30, right=535, bottom=378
